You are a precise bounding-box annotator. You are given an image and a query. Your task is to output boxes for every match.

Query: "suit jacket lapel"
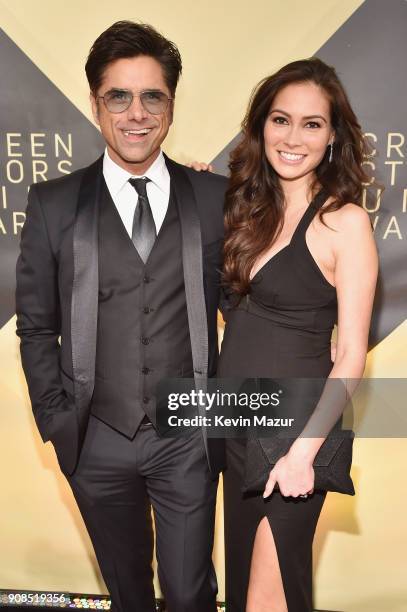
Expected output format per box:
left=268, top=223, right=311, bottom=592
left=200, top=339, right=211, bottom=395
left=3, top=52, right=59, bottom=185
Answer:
left=165, top=156, right=209, bottom=382
left=71, top=157, right=102, bottom=430
left=165, top=156, right=211, bottom=460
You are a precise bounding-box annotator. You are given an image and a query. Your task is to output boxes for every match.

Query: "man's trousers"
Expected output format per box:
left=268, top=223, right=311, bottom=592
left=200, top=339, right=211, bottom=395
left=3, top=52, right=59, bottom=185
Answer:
left=66, top=415, right=219, bottom=612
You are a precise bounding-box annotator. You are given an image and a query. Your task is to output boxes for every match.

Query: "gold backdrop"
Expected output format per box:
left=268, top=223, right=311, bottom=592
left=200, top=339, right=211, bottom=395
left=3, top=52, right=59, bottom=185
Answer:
left=0, top=1, right=406, bottom=610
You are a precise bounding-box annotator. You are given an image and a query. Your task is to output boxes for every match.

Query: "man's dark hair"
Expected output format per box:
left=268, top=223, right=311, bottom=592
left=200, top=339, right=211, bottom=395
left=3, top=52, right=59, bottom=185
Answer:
left=85, top=21, right=182, bottom=97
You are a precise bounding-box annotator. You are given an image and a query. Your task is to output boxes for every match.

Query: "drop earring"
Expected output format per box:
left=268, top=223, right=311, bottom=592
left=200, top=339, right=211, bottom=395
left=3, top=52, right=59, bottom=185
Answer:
left=328, top=142, right=334, bottom=163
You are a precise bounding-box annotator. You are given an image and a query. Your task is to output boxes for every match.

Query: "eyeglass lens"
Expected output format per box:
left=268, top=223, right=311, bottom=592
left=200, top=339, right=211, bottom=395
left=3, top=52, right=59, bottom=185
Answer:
left=103, top=90, right=169, bottom=114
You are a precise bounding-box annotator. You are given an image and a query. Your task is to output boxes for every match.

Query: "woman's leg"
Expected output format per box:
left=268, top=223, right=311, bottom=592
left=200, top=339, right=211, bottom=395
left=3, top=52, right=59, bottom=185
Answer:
left=246, top=491, right=326, bottom=612
left=246, top=516, right=288, bottom=612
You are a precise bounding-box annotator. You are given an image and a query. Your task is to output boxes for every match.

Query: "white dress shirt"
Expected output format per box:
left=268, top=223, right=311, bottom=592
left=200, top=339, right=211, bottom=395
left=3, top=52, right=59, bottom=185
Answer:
left=103, top=149, right=170, bottom=237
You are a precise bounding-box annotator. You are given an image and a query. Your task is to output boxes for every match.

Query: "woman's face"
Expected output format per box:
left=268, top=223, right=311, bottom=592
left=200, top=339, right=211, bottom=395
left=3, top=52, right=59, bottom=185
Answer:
left=263, top=81, right=334, bottom=185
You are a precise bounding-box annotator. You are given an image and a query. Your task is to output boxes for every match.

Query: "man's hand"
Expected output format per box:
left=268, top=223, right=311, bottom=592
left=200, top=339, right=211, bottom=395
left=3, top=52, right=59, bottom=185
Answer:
left=186, top=161, right=214, bottom=172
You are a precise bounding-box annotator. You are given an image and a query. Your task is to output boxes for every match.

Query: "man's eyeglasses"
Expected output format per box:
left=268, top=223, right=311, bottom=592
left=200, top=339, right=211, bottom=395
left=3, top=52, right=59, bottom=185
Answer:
left=97, top=89, right=172, bottom=115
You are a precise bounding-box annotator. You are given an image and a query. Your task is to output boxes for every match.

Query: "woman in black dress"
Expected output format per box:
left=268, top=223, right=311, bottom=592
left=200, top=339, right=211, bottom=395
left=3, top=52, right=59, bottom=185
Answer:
left=218, top=59, right=378, bottom=611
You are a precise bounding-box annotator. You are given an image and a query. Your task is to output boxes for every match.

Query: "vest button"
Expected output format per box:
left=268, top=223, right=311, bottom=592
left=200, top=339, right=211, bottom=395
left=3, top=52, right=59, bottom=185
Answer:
left=141, top=367, right=150, bottom=374
left=141, top=337, right=150, bottom=345
left=143, top=275, right=151, bottom=283
left=143, top=396, right=150, bottom=404
left=143, top=306, right=152, bottom=314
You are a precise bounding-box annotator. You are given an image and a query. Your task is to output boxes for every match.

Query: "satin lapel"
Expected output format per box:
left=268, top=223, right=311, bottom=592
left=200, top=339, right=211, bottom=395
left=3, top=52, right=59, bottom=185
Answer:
left=71, top=157, right=101, bottom=427
left=165, top=156, right=212, bottom=461
left=165, top=156, right=208, bottom=380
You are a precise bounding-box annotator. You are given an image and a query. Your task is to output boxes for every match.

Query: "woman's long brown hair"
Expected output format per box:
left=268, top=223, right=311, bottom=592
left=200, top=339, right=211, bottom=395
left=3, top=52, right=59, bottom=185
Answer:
left=223, top=58, right=373, bottom=296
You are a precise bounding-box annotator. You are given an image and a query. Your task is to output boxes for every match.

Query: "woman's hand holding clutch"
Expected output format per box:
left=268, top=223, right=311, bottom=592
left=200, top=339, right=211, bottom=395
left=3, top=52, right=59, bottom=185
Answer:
left=263, top=452, right=315, bottom=499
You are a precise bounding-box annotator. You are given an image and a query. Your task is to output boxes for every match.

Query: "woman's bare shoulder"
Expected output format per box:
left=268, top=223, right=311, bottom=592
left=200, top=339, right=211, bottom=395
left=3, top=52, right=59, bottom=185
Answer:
left=321, top=201, right=371, bottom=234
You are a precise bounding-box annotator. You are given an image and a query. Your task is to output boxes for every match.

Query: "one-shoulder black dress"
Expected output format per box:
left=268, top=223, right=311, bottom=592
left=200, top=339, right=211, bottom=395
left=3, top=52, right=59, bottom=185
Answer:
left=218, top=190, right=337, bottom=611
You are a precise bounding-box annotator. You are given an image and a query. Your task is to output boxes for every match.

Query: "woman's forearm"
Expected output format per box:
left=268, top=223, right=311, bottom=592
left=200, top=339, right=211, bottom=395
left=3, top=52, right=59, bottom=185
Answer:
left=288, top=349, right=367, bottom=463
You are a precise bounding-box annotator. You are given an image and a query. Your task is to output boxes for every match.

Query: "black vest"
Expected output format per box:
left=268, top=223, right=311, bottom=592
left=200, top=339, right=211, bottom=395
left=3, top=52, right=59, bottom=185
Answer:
left=90, top=181, right=193, bottom=436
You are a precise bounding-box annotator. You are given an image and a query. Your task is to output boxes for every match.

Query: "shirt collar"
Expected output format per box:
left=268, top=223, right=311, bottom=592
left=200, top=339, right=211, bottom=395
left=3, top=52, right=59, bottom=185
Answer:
left=103, top=149, right=170, bottom=197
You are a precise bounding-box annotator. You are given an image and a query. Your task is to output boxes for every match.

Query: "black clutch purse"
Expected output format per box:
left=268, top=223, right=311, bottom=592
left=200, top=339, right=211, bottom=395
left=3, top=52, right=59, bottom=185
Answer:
left=242, top=431, right=355, bottom=495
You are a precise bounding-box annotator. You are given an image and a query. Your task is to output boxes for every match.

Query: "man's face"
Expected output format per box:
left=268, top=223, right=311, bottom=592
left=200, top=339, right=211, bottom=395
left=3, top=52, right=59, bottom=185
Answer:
left=91, top=55, right=173, bottom=174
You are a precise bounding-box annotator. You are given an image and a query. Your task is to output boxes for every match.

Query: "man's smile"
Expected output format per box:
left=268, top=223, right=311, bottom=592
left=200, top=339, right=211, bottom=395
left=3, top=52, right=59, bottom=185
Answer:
left=119, top=127, right=154, bottom=142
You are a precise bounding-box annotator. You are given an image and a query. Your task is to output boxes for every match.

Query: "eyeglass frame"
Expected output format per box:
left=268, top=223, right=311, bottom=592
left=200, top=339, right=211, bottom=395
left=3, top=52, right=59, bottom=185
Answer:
left=96, top=88, right=173, bottom=115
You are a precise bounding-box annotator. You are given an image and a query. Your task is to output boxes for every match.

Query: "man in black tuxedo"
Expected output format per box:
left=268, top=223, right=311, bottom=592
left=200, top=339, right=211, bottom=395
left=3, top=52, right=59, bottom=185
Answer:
left=16, top=21, right=226, bottom=612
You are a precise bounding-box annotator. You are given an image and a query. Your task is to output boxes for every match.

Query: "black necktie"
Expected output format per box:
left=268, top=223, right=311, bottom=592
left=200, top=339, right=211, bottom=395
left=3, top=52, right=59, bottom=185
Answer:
left=129, top=177, right=157, bottom=263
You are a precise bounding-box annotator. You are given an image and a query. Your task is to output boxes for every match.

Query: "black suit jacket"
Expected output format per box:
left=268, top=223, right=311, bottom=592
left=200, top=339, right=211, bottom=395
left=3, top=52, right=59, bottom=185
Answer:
left=16, top=155, right=227, bottom=475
